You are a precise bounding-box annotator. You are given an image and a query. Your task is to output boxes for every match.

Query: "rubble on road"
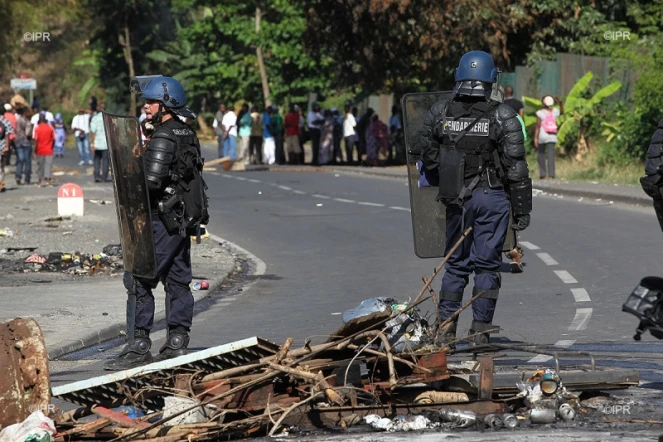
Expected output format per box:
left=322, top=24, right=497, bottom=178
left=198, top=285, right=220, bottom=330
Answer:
left=0, top=244, right=124, bottom=276
left=0, top=295, right=637, bottom=441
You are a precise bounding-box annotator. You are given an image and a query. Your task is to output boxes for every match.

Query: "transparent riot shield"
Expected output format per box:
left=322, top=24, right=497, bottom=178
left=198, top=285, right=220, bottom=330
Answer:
left=103, top=113, right=157, bottom=279
left=402, top=92, right=516, bottom=259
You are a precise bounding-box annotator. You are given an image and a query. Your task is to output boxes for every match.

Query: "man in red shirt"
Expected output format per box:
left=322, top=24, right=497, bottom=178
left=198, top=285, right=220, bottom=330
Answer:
left=33, top=114, right=55, bottom=187
left=284, top=104, right=301, bottom=164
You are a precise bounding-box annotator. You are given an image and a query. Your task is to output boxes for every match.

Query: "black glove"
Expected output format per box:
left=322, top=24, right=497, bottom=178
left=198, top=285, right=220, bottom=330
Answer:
left=512, top=214, right=530, bottom=231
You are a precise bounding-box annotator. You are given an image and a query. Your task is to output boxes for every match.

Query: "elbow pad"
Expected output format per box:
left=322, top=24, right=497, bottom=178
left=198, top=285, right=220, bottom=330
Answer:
left=509, top=178, right=532, bottom=215
left=144, top=132, right=177, bottom=189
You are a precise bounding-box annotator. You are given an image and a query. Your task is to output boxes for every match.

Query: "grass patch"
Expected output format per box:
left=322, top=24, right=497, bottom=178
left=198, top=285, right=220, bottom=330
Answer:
left=526, top=151, right=644, bottom=185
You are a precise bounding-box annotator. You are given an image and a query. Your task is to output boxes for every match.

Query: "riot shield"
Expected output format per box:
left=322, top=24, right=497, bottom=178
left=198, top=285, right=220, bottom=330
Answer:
left=402, top=92, right=516, bottom=259
left=103, top=113, right=157, bottom=279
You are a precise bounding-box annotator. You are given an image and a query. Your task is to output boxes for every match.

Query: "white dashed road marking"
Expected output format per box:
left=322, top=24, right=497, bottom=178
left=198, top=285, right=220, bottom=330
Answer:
left=292, top=190, right=306, bottom=195
left=569, top=308, right=593, bottom=331
left=248, top=178, right=261, bottom=183
left=554, top=270, right=578, bottom=284
left=527, top=340, right=577, bottom=363
left=519, top=241, right=540, bottom=250
left=334, top=198, right=356, bottom=203
left=312, top=194, right=331, bottom=199
left=536, top=253, right=559, bottom=266
left=277, top=185, right=292, bottom=191
left=235, top=176, right=247, bottom=181
left=357, top=202, right=385, bottom=207
left=389, top=206, right=411, bottom=212
left=571, top=288, right=591, bottom=302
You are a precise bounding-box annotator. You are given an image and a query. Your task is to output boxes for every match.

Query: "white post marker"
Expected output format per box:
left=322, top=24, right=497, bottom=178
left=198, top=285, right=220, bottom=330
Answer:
left=57, top=183, right=85, bottom=216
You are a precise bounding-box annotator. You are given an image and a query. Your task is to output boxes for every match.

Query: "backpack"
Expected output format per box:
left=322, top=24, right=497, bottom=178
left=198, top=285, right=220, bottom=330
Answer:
left=542, top=110, right=557, bottom=134
left=171, top=135, right=210, bottom=241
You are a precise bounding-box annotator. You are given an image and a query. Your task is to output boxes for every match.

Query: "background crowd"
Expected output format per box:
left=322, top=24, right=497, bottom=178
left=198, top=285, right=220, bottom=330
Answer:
left=212, top=101, right=404, bottom=168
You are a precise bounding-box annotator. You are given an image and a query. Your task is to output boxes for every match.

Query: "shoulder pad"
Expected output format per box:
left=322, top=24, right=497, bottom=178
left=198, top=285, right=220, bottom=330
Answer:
left=151, top=126, right=177, bottom=141
left=495, top=104, right=518, bottom=120
left=147, top=133, right=177, bottom=152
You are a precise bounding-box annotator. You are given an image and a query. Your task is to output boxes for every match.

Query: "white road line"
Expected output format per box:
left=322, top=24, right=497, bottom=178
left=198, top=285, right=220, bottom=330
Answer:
left=292, top=190, right=306, bottom=195
left=527, top=340, right=577, bottom=363
left=221, top=174, right=233, bottom=179
left=277, top=185, right=292, bottom=191
left=536, top=252, right=559, bottom=266
left=389, top=206, right=411, bottom=211
left=569, top=308, right=593, bottom=331
left=312, top=194, right=331, bottom=199
left=235, top=176, right=247, bottom=181
left=554, top=270, right=578, bottom=284
left=207, top=171, right=220, bottom=176
left=528, top=354, right=553, bottom=363
left=519, top=241, right=540, bottom=250
left=357, top=202, right=385, bottom=207
left=247, top=178, right=261, bottom=183
left=334, top=198, right=356, bottom=203
left=555, top=340, right=576, bottom=347
left=571, top=288, right=591, bottom=302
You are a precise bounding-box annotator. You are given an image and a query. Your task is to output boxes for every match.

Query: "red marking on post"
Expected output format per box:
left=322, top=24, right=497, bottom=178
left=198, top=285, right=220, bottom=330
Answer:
left=57, top=183, right=84, bottom=199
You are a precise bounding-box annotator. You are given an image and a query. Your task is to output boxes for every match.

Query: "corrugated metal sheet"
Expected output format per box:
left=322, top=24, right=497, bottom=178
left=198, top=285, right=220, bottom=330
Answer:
left=52, top=337, right=279, bottom=410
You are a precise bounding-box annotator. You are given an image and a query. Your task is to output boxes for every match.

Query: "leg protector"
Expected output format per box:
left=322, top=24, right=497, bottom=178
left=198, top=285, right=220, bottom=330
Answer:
left=164, top=280, right=193, bottom=330
left=468, top=320, right=500, bottom=347
left=154, top=327, right=190, bottom=362
left=104, top=329, right=152, bottom=371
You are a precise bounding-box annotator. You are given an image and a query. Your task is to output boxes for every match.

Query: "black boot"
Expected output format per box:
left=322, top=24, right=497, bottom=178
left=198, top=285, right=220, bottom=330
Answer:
left=468, top=321, right=499, bottom=347
left=434, top=320, right=458, bottom=350
left=154, top=328, right=190, bottom=362
left=104, top=329, right=152, bottom=371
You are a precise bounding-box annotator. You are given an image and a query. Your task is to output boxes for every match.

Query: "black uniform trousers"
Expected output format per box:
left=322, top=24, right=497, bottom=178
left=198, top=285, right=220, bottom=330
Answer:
left=131, top=219, right=193, bottom=331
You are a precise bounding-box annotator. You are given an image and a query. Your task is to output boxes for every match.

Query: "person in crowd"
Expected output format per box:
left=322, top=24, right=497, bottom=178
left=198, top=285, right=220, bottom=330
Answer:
left=33, top=114, right=55, bottom=187
left=262, top=106, right=275, bottom=165
left=53, top=113, right=66, bottom=158
left=90, top=102, right=110, bottom=182
left=503, top=86, right=524, bottom=117
left=3, top=104, right=17, bottom=168
left=71, top=108, right=92, bottom=166
left=331, top=108, right=343, bottom=164
left=389, top=105, right=404, bottom=164
left=357, top=108, right=373, bottom=165
left=297, top=105, right=306, bottom=164
left=284, top=104, right=301, bottom=165
left=14, top=107, right=32, bottom=185
left=237, top=103, right=252, bottom=166
left=319, top=110, right=335, bottom=165
left=213, top=104, right=225, bottom=158
left=534, top=95, right=564, bottom=179
left=271, top=105, right=285, bottom=165
left=249, top=105, right=263, bottom=164
left=360, top=108, right=375, bottom=166
left=373, top=114, right=390, bottom=166
left=214, top=103, right=237, bottom=160
left=0, top=112, right=15, bottom=191
left=307, top=102, right=324, bottom=165
left=343, top=105, right=357, bottom=165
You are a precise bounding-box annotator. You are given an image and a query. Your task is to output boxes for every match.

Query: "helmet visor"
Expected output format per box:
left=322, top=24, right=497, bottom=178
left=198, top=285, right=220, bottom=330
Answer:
left=129, top=75, right=163, bottom=95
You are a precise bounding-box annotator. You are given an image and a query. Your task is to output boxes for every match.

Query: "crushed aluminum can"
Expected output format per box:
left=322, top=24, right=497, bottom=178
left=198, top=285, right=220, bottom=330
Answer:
left=483, top=414, right=503, bottom=429
left=502, top=413, right=518, bottom=428
left=439, top=408, right=477, bottom=428
left=558, top=403, right=575, bottom=421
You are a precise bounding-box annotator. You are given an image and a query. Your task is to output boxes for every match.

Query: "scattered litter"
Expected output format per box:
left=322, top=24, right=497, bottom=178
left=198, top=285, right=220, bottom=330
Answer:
left=102, top=244, right=122, bottom=256
left=502, top=413, right=518, bottom=428
left=316, top=203, right=323, bottom=207
left=529, top=408, right=556, bottom=424
left=334, top=174, right=340, bottom=177
left=330, top=312, right=342, bottom=315
left=578, top=197, right=584, bottom=202
left=4, top=214, right=14, bottom=220
left=591, top=181, right=599, bottom=184
left=609, top=201, right=614, bottom=204
left=44, top=216, right=70, bottom=222
left=559, top=403, right=575, bottom=421
left=364, top=414, right=432, bottom=432
left=7, top=247, right=37, bottom=252
left=192, top=281, right=210, bottom=291
left=483, top=414, right=503, bottom=429
left=596, top=198, right=602, bottom=201
left=62, top=231, right=73, bottom=236
left=25, top=253, right=46, bottom=264
left=102, top=312, right=108, bottom=316
left=439, top=408, right=477, bottom=428
left=0, top=411, right=56, bottom=442
left=162, top=396, right=207, bottom=426
left=0, top=228, right=17, bottom=237
left=258, top=191, right=262, bottom=195
left=89, top=200, right=113, bottom=205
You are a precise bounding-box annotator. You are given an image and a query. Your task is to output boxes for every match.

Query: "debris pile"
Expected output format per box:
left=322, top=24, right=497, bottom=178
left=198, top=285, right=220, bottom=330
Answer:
left=5, top=295, right=634, bottom=441
left=0, top=244, right=124, bottom=276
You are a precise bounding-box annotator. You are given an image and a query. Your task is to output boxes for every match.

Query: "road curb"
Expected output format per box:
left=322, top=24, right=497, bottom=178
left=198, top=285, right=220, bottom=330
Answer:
left=47, top=233, right=241, bottom=360
left=532, top=181, right=650, bottom=206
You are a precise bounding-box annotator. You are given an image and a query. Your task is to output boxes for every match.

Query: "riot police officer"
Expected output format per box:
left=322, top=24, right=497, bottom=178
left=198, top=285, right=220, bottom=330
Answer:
left=105, top=76, right=203, bottom=370
left=419, top=51, right=532, bottom=346
left=641, top=118, right=663, bottom=231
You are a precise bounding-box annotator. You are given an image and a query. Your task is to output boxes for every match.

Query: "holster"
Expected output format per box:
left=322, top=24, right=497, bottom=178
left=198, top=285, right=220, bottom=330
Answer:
left=158, top=194, right=185, bottom=235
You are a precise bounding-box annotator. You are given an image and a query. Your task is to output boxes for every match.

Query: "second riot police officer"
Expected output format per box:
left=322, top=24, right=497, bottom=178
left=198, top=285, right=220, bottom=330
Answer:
left=418, top=51, right=532, bottom=347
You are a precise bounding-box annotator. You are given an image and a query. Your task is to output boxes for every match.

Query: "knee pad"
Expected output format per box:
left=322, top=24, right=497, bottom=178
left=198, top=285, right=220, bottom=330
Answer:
left=166, top=279, right=191, bottom=298
left=123, top=272, right=138, bottom=295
